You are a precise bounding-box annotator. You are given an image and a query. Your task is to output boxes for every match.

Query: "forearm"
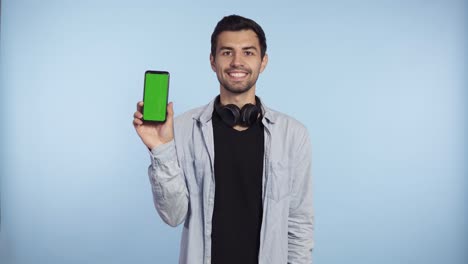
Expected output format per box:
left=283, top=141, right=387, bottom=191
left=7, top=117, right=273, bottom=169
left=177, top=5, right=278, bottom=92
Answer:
left=288, top=204, right=314, bottom=263
left=288, top=131, right=314, bottom=263
left=148, top=140, right=189, bottom=227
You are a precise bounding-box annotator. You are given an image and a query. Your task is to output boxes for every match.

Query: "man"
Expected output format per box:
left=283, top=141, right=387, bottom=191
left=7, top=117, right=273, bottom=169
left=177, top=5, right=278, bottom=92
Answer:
left=133, top=15, right=313, bottom=264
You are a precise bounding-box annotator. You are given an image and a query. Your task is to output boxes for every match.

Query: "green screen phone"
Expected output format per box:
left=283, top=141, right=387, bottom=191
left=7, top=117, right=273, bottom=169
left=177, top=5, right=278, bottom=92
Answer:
left=143, top=70, right=170, bottom=122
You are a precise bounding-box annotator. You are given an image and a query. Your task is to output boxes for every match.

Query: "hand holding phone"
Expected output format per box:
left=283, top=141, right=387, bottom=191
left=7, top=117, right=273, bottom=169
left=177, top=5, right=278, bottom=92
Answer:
left=133, top=101, right=175, bottom=150
left=133, top=70, right=174, bottom=150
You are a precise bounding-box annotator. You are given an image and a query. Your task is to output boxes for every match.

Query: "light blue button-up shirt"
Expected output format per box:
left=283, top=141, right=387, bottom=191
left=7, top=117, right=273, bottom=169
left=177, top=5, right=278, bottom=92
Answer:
left=148, top=97, right=314, bottom=263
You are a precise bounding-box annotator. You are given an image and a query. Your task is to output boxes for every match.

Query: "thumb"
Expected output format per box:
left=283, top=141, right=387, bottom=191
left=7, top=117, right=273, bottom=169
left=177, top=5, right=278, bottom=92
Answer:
left=167, top=102, right=174, bottom=117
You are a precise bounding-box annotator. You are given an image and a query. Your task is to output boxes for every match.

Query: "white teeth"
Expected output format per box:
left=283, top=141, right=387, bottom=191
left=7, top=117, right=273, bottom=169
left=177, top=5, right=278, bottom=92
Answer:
left=229, top=72, right=247, bottom=77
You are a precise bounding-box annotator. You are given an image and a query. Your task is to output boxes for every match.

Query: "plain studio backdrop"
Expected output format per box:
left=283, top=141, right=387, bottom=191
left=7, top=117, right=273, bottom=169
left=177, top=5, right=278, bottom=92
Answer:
left=0, top=0, right=466, bottom=263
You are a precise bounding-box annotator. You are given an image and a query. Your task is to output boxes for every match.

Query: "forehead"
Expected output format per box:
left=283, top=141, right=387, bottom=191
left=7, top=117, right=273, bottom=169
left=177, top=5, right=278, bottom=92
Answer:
left=216, top=29, right=260, bottom=49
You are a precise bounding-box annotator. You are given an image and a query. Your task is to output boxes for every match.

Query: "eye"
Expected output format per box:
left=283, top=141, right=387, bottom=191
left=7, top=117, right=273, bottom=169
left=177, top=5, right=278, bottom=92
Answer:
left=244, top=51, right=254, bottom=56
left=221, top=50, right=232, bottom=56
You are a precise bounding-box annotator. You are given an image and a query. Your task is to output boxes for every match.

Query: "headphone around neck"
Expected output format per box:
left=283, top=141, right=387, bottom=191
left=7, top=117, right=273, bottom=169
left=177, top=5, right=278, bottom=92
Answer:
left=214, top=95, right=263, bottom=127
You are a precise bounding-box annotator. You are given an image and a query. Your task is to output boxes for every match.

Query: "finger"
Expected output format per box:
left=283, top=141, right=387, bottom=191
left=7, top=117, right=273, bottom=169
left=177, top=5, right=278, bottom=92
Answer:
left=133, top=118, right=143, bottom=126
left=165, top=102, right=174, bottom=127
left=137, top=101, right=143, bottom=112
left=167, top=102, right=174, bottom=118
left=133, top=111, right=143, bottom=119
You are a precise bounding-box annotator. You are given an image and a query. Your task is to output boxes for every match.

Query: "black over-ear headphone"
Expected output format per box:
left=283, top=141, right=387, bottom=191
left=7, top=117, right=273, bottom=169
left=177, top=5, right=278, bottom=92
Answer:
left=214, top=95, right=263, bottom=127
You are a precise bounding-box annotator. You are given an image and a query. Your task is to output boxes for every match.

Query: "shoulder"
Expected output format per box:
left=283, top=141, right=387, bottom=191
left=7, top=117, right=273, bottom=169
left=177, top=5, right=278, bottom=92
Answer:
left=264, top=106, right=309, bottom=138
left=264, top=106, right=312, bottom=163
left=173, top=105, right=205, bottom=127
left=170, top=106, right=204, bottom=156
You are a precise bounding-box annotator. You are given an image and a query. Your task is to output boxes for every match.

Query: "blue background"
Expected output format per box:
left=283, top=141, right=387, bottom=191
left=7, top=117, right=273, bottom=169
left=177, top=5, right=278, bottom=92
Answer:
left=1, top=0, right=466, bottom=263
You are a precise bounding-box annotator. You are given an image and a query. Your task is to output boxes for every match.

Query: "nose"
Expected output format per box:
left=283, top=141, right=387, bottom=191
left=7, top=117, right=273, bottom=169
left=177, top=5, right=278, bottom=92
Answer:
left=230, top=53, right=243, bottom=68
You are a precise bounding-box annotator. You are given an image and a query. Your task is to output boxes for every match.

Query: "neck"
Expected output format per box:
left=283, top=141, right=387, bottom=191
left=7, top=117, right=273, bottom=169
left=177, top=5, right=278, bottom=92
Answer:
left=219, top=87, right=256, bottom=108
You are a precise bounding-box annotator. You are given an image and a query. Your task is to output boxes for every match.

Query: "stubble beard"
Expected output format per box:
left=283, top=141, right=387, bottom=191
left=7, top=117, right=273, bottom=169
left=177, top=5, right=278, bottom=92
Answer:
left=218, top=69, right=258, bottom=95
left=221, top=81, right=255, bottom=94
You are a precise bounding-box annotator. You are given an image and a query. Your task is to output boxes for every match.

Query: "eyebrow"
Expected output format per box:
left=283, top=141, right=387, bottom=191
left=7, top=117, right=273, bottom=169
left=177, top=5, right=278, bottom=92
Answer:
left=242, top=46, right=258, bottom=51
left=219, top=46, right=258, bottom=51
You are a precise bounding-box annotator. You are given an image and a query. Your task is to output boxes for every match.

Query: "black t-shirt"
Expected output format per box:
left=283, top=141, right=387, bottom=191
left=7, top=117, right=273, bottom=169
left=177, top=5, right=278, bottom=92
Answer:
left=211, top=110, right=264, bottom=264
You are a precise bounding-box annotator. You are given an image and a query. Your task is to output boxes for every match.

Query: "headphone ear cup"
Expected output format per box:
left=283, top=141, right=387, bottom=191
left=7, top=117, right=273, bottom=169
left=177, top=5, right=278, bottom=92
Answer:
left=240, top=104, right=260, bottom=127
left=220, top=104, right=241, bottom=127
left=214, top=95, right=241, bottom=127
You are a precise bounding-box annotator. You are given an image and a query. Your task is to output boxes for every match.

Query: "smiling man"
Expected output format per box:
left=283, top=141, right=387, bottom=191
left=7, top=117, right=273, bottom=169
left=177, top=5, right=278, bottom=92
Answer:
left=133, top=15, right=314, bottom=264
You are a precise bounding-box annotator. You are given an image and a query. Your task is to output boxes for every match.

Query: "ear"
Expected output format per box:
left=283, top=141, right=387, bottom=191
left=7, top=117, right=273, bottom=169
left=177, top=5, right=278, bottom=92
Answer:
left=259, top=53, right=268, bottom=73
left=210, top=54, right=216, bottom=72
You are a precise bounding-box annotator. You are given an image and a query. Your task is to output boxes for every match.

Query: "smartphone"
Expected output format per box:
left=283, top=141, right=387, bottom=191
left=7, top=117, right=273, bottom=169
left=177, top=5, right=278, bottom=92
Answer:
left=142, top=70, right=170, bottom=122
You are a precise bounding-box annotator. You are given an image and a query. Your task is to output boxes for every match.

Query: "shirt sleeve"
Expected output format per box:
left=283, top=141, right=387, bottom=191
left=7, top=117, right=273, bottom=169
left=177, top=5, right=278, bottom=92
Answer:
left=147, top=140, right=189, bottom=227
left=288, top=128, right=314, bottom=263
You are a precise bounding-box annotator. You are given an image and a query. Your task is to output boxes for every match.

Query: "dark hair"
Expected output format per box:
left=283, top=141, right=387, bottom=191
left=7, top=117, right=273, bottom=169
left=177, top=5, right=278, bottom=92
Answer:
left=211, top=15, right=267, bottom=59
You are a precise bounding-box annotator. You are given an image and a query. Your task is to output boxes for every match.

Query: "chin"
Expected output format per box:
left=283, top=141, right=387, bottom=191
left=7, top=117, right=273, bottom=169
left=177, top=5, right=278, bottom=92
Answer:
left=224, top=86, right=253, bottom=94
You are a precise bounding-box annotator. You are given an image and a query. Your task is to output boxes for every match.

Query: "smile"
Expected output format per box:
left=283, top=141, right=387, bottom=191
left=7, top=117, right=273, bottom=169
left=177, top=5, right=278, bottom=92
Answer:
left=227, top=71, right=248, bottom=78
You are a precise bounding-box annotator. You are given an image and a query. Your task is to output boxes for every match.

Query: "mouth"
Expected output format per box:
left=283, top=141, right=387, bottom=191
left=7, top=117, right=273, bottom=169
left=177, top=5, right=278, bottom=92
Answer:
left=226, top=70, right=249, bottom=80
